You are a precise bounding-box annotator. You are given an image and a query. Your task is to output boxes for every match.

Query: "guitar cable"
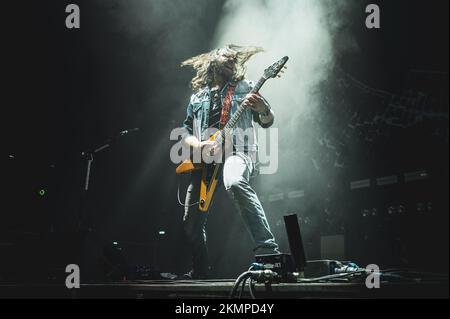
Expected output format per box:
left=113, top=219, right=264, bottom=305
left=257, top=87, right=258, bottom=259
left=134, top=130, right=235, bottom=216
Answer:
left=177, top=180, right=200, bottom=208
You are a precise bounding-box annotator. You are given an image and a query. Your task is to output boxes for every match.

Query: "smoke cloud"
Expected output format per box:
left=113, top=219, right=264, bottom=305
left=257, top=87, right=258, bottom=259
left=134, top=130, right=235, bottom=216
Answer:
left=212, top=0, right=357, bottom=188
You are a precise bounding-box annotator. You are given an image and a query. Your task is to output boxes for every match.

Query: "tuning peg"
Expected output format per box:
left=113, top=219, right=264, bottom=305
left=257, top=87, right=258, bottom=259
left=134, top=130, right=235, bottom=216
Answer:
left=277, top=75, right=281, bottom=78
left=283, top=66, right=288, bottom=69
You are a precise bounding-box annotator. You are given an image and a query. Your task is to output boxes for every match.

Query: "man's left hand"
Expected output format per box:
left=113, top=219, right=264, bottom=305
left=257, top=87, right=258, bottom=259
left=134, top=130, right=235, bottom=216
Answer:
left=243, top=93, right=269, bottom=114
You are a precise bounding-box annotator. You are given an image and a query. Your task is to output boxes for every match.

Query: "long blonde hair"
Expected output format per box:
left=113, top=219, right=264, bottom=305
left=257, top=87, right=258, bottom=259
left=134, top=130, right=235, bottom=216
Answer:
left=181, top=44, right=264, bottom=91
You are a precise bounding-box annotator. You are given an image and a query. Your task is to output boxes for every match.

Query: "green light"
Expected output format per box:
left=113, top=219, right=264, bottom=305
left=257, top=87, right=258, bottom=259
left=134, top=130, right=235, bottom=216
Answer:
left=38, top=189, right=46, bottom=196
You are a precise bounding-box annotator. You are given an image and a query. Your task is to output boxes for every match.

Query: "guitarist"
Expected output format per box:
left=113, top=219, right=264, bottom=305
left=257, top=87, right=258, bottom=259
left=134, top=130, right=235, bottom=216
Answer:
left=180, top=45, right=279, bottom=279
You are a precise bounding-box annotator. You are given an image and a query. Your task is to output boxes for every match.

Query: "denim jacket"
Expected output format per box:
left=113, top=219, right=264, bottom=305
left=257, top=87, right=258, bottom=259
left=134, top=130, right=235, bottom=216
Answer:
left=182, top=79, right=274, bottom=153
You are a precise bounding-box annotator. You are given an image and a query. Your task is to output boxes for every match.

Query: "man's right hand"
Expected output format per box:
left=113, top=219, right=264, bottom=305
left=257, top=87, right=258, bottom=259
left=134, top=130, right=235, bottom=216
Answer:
left=185, top=136, right=221, bottom=156
left=200, top=140, right=220, bottom=156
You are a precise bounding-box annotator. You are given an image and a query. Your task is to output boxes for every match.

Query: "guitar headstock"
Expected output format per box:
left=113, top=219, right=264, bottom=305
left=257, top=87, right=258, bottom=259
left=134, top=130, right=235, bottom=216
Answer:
left=263, top=56, right=289, bottom=80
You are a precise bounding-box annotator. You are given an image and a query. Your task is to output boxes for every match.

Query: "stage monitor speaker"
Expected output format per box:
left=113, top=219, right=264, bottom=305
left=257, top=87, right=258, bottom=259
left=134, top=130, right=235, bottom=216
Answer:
left=283, top=214, right=307, bottom=272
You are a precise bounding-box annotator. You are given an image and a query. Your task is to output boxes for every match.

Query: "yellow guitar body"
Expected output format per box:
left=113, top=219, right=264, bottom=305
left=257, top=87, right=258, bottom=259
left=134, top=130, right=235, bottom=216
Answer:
left=176, top=131, right=221, bottom=212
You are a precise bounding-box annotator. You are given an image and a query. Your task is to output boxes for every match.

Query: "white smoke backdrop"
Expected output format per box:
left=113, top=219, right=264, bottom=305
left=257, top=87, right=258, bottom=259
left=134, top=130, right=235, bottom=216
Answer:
left=213, top=0, right=357, bottom=184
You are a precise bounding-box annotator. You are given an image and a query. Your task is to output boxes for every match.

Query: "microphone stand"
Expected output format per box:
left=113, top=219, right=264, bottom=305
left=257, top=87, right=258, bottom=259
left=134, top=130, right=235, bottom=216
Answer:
left=76, top=127, right=140, bottom=276
left=79, top=128, right=139, bottom=232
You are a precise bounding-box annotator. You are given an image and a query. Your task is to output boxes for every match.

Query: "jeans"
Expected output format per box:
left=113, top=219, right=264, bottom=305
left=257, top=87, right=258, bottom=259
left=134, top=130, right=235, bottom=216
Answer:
left=183, top=153, right=279, bottom=276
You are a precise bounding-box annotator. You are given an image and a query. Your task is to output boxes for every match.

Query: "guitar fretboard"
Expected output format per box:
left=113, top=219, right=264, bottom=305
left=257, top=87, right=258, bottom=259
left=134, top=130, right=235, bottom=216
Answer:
left=218, top=77, right=267, bottom=143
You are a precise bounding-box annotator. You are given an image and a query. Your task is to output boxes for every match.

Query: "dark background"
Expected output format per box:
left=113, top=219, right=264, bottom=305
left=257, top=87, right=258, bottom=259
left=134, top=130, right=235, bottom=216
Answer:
left=2, top=0, right=448, bottom=281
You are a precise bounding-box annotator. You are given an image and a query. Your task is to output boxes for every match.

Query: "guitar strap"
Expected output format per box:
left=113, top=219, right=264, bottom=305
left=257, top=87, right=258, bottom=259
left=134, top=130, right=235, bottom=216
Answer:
left=197, top=84, right=236, bottom=213
left=219, top=84, right=236, bottom=128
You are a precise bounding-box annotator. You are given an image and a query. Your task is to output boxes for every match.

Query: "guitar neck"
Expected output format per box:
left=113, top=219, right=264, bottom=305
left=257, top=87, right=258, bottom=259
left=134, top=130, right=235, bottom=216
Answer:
left=219, top=77, right=267, bottom=140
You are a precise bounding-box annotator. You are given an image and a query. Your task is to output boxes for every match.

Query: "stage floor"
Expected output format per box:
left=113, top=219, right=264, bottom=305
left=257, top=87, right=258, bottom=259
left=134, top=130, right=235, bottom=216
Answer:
left=0, top=279, right=448, bottom=298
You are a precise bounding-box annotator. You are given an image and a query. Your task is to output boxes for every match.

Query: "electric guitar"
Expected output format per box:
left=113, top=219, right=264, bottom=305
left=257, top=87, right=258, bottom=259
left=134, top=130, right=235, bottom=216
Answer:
left=176, top=56, right=289, bottom=212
